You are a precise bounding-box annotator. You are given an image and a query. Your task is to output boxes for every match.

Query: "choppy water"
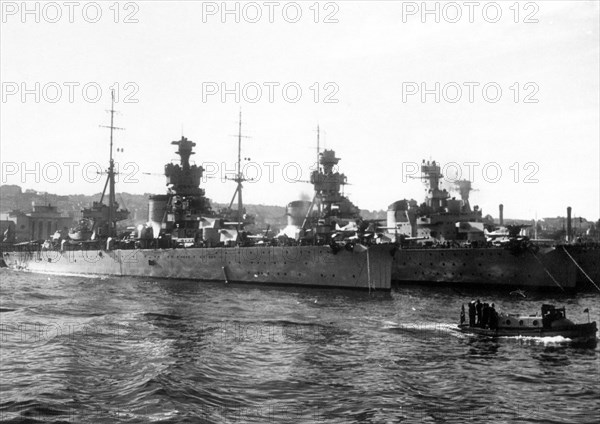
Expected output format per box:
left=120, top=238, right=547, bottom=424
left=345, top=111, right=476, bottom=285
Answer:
left=0, top=270, right=598, bottom=423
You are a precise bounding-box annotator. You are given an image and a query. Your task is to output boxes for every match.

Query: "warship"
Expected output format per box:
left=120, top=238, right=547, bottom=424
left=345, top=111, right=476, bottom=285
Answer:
left=555, top=207, right=600, bottom=290
left=1, top=101, right=393, bottom=290
left=386, top=160, right=581, bottom=290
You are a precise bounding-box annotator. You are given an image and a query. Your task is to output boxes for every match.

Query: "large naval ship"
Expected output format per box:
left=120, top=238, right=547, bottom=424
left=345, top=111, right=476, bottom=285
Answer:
left=385, top=160, right=581, bottom=290
left=2, top=104, right=393, bottom=290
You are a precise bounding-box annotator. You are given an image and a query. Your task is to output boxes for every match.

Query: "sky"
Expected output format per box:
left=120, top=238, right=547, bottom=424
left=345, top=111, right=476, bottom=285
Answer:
left=1, top=0, right=599, bottom=221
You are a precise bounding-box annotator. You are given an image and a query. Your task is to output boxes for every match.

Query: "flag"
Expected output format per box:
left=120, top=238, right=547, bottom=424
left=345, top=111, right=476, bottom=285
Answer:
left=583, top=308, right=589, bottom=313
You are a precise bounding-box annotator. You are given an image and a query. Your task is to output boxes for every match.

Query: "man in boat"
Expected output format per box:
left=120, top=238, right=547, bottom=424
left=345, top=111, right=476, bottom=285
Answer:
left=482, top=303, right=490, bottom=328
left=542, top=304, right=556, bottom=329
left=468, top=301, right=476, bottom=326
left=475, top=300, right=483, bottom=327
left=460, top=305, right=466, bottom=325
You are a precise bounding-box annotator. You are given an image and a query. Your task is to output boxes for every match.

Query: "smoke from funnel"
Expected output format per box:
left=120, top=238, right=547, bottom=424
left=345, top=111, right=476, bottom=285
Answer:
left=300, top=191, right=311, bottom=201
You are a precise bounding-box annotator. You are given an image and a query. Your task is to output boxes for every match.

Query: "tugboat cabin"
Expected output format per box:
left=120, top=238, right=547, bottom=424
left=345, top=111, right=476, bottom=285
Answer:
left=498, top=304, right=571, bottom=330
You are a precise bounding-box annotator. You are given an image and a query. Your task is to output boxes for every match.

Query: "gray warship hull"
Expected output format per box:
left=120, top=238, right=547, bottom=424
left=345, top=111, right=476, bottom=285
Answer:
left=2, top=244, right=393, bottom=290
left=558, top=245, right=600, bottom=287
left=392, top=246, right=578, bottom=289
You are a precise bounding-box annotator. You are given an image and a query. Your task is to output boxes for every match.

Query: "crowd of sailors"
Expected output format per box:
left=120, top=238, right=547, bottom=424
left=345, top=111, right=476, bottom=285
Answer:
left=460, top=300, right=499, bottom=329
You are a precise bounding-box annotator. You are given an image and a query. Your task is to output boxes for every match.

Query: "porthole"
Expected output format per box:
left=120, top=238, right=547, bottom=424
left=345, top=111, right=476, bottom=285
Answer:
left=533, top=320, right=539, bottom=326
left=519, top=320, right=524, bottom=326
left=505, top=320, right=511, bottom=326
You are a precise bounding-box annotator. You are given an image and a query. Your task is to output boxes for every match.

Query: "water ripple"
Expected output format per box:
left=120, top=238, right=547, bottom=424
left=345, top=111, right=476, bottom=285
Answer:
left=0, top=271, right=598, bottom=423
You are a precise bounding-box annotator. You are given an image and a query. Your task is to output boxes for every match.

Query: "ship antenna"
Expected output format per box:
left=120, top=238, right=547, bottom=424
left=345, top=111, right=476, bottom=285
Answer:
left=316, top=124, right=320, bottom=172
left=301, top=125, right=322, bottom=231
left=227, top=109, right=250, bottom=232
left=237, top=109, right=242, bottom=231
left=99, top=90, right=124, bottom=237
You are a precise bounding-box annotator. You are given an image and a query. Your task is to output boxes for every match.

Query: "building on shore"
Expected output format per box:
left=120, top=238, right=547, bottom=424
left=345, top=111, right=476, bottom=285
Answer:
left=0, top=203, right=74, bottom=243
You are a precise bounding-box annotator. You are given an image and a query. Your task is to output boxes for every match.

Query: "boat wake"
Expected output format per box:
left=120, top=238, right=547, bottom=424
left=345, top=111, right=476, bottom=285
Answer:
left=382, top=321, right=462, bottom=339
left=505, top=335, right=574, bottom=344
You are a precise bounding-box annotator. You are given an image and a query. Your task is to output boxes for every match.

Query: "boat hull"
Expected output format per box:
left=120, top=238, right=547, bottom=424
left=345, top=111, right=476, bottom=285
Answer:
left=392, top=247, right=577, bottom=289
left=457, top=322, right=597, bottom=344
left=2, top=244, right=394, bottom=290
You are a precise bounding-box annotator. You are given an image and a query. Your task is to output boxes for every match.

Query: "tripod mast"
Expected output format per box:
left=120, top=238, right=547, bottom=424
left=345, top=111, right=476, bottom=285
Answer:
left=99, top=90, right=123, bottom=237
left=227, top=110, right=249, bottom=232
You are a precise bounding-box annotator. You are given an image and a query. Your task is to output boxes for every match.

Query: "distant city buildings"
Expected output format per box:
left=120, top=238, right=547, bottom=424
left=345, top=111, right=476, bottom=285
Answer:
left=0, top=203, right=73, bottom=243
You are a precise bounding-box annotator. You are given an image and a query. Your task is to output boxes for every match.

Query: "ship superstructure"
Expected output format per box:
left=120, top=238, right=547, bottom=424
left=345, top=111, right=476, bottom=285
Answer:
left=278, top=128, right=380, bottom=245
left=147, top=136, right=215, bottom=247
left=301, top=149, right=361, bottom=241
left=388, top=159, right=578, bottom=290
left=69, top=91, right=129, bottom=242
left=387, top=160, right=483, bottom=243
left=2, top=112, right=393, bottom=290
left=146, top=113, right=255, bottom=248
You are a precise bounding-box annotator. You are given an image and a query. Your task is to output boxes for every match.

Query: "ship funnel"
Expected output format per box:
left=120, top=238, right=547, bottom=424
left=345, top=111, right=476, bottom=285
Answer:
left=287, top=201, right=311, bottom=227
left=567, top=206, right=572, bottom=242
left=499, top=204, right=504, bottom=226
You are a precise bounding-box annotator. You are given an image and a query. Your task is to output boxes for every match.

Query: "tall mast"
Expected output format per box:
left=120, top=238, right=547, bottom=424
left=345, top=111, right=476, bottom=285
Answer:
left=108, top=91, right=115, bottom=236
left=236, top=109, right=243, bottom=231
left=303, top=125, right=322, bottom=229
left=316, top=125, right=320, bottom=173
left=226, top=109, right=249, bottom=232
left=100, top=90, right=122, bottom=237
left=226, top=110, right=250, bottom=232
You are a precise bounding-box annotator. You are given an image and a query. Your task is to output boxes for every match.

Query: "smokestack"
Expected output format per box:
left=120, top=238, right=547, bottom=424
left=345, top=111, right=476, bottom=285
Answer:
left=567, top=206, right=572, bottom=243
left=499, top=204, right=504, bottom=226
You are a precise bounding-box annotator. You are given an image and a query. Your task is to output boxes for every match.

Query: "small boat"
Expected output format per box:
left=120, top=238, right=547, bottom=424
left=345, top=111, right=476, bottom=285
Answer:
left=457, top=304, right=597, bottom=344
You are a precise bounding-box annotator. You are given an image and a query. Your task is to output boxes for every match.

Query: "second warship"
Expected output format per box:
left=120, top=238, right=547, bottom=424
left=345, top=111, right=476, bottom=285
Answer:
left=386, top=160, right=579, bottom=290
